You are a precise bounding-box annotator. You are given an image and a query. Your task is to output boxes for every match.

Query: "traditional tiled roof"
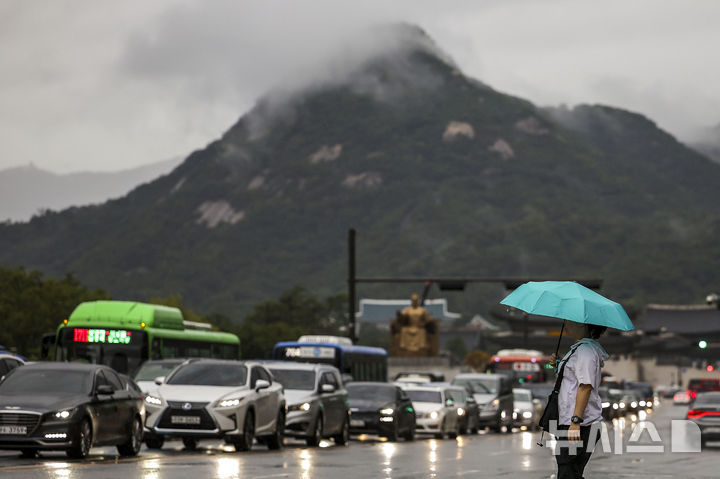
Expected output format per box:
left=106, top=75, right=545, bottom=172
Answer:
left=641, top=304, right=720, bottom=335
left=355, top=298, right=460, bottom=323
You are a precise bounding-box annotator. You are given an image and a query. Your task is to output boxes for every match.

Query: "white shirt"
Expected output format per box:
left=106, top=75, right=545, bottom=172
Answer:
left=557, top=338, right=608, bottom=426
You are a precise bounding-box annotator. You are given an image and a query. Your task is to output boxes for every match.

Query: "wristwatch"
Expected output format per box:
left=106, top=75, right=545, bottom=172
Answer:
left=571, top=415, right=583, bottom=424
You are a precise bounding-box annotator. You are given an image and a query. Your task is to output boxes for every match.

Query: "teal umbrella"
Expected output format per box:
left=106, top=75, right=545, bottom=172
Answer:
left=500, top=281, right=634, bottom=331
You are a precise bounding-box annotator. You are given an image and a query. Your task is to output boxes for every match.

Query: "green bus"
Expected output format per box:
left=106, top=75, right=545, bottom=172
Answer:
left=52, top=300, right=240, bottom=375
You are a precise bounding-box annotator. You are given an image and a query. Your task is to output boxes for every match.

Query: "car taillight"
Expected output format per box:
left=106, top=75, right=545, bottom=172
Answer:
left=687, top=410, right=720, bottom=419
left=688, top=390, right=697, bottom=399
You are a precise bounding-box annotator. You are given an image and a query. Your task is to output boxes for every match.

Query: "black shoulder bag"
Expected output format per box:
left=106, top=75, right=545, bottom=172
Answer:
left=538, top=346, right=579, bottom=432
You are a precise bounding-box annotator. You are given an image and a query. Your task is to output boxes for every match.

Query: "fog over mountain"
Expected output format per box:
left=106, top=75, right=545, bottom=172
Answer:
left=0, top=158, right=181, bottom=222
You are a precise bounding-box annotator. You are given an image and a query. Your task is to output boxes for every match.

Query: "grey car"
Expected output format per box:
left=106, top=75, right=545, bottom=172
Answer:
left=452, top=373, right=514, bottom=432
left=686, top=392, right=720, bottom=449
left=265, top=361, right=350, bottom=446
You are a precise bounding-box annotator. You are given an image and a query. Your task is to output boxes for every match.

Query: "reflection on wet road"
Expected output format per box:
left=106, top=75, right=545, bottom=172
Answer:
left=1, top=404, right=719, bottom=478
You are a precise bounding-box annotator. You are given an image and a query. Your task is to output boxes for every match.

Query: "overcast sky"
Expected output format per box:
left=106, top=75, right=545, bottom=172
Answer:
left=1, top=0, right=719, bottom=173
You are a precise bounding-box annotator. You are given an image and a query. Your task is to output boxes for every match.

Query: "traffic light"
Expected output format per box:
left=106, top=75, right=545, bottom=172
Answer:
left=698, top=340, right=708, bottom=349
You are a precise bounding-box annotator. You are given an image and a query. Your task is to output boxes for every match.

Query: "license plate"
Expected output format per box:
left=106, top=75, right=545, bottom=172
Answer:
left=703, top=427, right=720, bottom=433
left=0, top=425, right=27, bottom=435
left=171, top=416, right=200, bottom=425
left=350, top=419, right=364, bottom=427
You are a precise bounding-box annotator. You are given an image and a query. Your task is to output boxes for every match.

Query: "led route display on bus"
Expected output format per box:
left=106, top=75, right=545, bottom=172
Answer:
left=73, top=328, right=132, bottom=344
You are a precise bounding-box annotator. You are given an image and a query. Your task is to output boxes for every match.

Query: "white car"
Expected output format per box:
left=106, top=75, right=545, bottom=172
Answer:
left=143, top=359, right=286, bottom=451
left=512, top=388, right=537, bottom=429
left=404, top=385, right=461, bottom=439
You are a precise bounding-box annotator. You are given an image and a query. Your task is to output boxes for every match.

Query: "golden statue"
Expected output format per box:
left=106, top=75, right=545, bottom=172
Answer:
left=390, top=293, right=438, bottom=357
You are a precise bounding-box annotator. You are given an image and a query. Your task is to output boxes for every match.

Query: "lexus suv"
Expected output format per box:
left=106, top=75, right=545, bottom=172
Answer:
left=143, top=359, right=286, bottom=451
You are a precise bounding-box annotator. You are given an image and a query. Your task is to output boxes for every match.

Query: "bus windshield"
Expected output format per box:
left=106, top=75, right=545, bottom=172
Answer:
left=56, top=327, right=146, bottom=376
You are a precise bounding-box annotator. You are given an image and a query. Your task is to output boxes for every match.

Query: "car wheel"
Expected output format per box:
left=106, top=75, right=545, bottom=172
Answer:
left=435, top=419, right=445, bottom=439
left=235, top=410, right=255, bottom=452
left=403, top=422, right=416, bottom=441
left=20, top=448, right=37, bottom=458
left=182, top=437, right=198, bottom=450
left=117, top=416, right=143, bottom=457
left=67, top=418, right=92, bottom=459
left=266, top=410, right=285, bottom=450
left=145, top=435, right=164, bottom=449
left=306, top=414, right=323, bottom=447
left=333, top=415, right=350, bottom=446
left=386, top=418, right=399, bottom=442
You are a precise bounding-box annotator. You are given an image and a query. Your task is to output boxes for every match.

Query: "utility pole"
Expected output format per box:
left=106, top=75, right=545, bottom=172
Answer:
left=348, top=229, right=357, bottom=344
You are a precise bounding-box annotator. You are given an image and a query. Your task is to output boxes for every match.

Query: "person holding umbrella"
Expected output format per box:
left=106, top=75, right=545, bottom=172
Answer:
left=500, top=281, right=634, bottom=479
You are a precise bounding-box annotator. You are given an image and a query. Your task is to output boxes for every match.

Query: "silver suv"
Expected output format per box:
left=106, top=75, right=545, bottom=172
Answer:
left=143, top=359, right=286, bottom=451
left=264, top=361, right=350, bottom=447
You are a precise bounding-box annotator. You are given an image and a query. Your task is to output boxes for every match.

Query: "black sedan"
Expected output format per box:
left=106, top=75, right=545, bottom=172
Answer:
left=347, top=382, right=416, bottom=441
left=0, top=362, right=144, bottom=458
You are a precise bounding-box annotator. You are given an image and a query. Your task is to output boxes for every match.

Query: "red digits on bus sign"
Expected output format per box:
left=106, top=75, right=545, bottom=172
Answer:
left=74, top=328, right=89, bottom=342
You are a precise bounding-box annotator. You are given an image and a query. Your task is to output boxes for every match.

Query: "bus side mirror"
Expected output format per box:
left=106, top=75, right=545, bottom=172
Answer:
left=154, top=376, right=165, bottom=385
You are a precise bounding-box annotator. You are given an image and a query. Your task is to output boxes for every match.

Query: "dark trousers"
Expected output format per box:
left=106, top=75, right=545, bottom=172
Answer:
left=554, top=424, right=600, bottom=479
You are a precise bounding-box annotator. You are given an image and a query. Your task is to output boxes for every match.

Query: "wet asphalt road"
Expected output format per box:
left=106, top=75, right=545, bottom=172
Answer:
left=1, top=403, right=719, bottom=478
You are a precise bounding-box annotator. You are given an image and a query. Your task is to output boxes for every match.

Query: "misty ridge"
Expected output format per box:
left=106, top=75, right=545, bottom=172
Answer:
left=0, top=158, right=181, bottom=223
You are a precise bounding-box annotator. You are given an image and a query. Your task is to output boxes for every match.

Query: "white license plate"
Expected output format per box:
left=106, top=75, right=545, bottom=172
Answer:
left=171, top=416, right=200, bottom=425
left=0, top=425, right=27, bottom=435
left=703, top=427, right=720, bottom=433
left=350, top=419, right=364, bottom=427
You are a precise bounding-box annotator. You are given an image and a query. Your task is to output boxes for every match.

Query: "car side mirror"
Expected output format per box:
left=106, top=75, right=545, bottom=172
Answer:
left=321, top=384, right=335, bottom=394
left=532, top=398, right=541, bottom=406
left=255, top=379, right=270, bottom=392
left=96, top=384, right=114, bottom=396
left=154, top=376, right=165, bottom=385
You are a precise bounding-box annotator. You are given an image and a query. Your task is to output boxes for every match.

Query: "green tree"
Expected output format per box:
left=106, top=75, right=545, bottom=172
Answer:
left=237, top=286, right=348, bottom=359
left=0, top=266, right=109, bottom=358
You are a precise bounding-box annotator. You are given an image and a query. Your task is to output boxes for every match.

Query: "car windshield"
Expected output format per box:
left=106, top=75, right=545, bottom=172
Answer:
left=167, top=363, right=247, bottom=387
left=406, top=390, right=442, bottom=403
left=514, top=390, right=532, bottom=402
left=134, top=361, right=182, bottom=381
left=347, top=385, right=396, bottom=401
left=453, top=378, right=498, bottom=394
left=0, top=368, right=91, bottom=396
left=268, top=369, right=315, bottom=391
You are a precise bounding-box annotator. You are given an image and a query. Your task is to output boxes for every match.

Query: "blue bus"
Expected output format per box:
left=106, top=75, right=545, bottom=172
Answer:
left=272, top=336, right=388, bottom=382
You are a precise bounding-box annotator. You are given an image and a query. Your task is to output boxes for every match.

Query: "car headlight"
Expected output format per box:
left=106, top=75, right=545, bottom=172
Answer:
left=619, top=402, right=626, bottom=409
left=613, top=403, right=619, bottom=410
left=288, top=402, right=312, bottom=412
left=145, top=395, right=162, bottom=406
left=219, top=398, right=241, bottom=408
left=639, top=400, right=646, bottom=407
left=602, top=402, right=611, bottom=408
left=53, top=409, right=74, bottom=420
left=457, top=408, right=465, bottom=416
left=380, top=408, right=394, bottom=416
left=429, top=410, right=439, bottom=420
left=522, top=411, right=533, bottom=419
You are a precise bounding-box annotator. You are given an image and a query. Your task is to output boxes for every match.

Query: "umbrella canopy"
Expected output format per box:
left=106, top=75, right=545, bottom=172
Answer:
left=499, top=281, right=635, bottom=331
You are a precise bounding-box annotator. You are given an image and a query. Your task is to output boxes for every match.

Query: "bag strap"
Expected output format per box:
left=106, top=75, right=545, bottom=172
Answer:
left=552, top=345, right=580, bottom=393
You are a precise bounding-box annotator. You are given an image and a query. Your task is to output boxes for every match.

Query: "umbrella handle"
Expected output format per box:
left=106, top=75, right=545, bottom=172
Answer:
left=553, top=320, right=566, bottom=368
